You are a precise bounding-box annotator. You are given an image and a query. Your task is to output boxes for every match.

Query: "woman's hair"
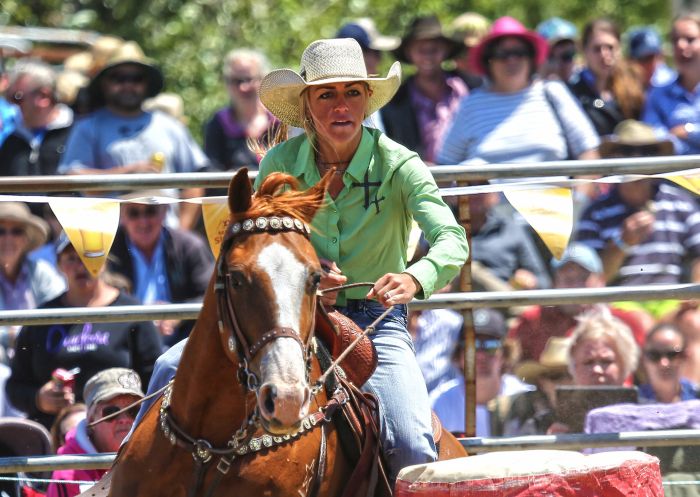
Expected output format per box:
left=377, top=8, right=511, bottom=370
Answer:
left=480, top=36, right=536, bottom=80
left=222, top=48, right=271, bottom=79
left=673, top=13, right=700, bottom=31
left=49, top=403, right=87, bottom=453
left=645, top=323, right=687, bottom=351
left=581, top=18, right=644, bottom=120
left=566, top=306, right=640, bottom=378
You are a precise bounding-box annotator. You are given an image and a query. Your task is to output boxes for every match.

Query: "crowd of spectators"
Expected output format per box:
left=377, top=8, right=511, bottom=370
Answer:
left=0, top=9, right=698, bottom=493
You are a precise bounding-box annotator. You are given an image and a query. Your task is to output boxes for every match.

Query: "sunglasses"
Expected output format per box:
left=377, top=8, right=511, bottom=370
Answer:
left=490, top=48, right=531, bottom=61
left=125, top=205, right=161, bottom=220
left=644, top=348, right=683, bottom=362
left=101, top=404, right=139, bottom=420
left=475, top=338, right=502, bottom=354
left=108, top=72, right=147, bottom=84
left=604, top=143, right=666, bottom=158
left=226, top=76, right=260, bottom=87
left=0, top=227, right=25, bottom=237
left=552, top=50, right=576, bottom=63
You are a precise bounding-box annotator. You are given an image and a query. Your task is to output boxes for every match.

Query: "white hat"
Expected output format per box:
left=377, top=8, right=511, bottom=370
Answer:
left=259, top=38, right=401, bottom=128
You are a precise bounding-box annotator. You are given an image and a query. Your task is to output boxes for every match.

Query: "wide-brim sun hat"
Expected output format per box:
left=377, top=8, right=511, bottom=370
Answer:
left=0, top=202, right=49, bottom=251
left=88, top=41, right=164, bottom=108
left=599, top=119, right=674, bottom=157
left=469, top=16, right=549, bottom=76
left=395, top=15, right=463, bottom=63
left=514, top=336, right=571, bottom=385
left=259, top=38, right=401, bottom=129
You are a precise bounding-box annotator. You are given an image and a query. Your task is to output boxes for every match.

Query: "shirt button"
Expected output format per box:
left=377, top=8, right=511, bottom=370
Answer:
left=593, top=98, right=604, bottom=109
left=331, top=237, right=337, bottom=243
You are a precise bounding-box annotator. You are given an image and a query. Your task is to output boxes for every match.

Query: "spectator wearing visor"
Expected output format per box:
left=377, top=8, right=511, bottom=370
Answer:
left=336, top=18, right=400, bottom=132
left=628, top=27, right=676, bottom=89
left=537, top=17, right=580, bottom=83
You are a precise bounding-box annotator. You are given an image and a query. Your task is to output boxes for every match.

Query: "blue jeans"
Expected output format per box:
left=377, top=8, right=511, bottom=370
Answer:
left=131, top=301, right=437, bottom=479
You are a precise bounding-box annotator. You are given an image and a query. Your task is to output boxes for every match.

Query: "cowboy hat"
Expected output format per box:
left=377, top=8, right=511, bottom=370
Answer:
left=469, top=16, right=549, bottom=76
left=88, top=41, right=164, bottom=108
left=0, top=202, right=49, bottom=251
left=395, top=15, right=463, bottom=63
left=514, top=336, right=571, bottom=385
left=599, top=120, right=674, bottom=157
left=259, top=38, right=401, bottom=128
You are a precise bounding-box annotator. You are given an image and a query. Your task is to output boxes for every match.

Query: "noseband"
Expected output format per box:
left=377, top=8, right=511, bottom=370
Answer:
left=215, top=215, right=317, bottom=392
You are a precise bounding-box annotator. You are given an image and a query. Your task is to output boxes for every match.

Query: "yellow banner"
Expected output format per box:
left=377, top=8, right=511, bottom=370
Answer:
left=667, top=176, right=700, bottom=196
left=504, top=187, right=573, bottom=260
left=49, top=198, right=120, bottom=277
left=201, top=200, right=230, bottom=259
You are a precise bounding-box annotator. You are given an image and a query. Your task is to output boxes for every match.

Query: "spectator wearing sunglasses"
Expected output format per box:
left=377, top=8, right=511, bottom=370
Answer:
left=58, top=42, right=208, bottom=231
left=0, top=59, right=75, bottom=178
left=47, top=368, right=144, bottom=497
left=7, top=234, right=161, bottom=430
left=638, top=324, right=698, bottom=403
left=203, top=48, right=278, bottom=173
left=430, top=308, right=533, bottom=436
left=438, top=16, right=599, bottom=170
left=107, top=195, right=213, bottom=345
left=537, top=17, right=580, bottom=83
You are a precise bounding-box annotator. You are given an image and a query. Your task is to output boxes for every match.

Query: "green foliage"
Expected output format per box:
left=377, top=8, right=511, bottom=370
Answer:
left=3, top=0, right=670, bottom=142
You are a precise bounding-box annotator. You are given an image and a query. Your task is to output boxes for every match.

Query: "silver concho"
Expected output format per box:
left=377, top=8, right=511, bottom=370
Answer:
left=262, top=434, right=273, bottom=447
left=228, top=337, right=235, bottom=352
left=249, top=438, right=262, bottom=451
left=242, top=219, right=254, bottom=231
left=231, top=223, right=242, bottom=234
left=269, top=217, right=282, bottom=229
left=282, top=217, right=294, bottom=229
left=255, top=217, right=268, bottom=229
left=293, top=218, right=304, bottom=231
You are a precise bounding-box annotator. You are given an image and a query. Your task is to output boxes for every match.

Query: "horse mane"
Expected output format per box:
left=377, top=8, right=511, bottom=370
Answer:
left=232, top=171, right=330, bottom=224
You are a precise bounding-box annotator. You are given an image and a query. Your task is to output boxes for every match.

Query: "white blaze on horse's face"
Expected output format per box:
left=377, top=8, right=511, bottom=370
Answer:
left=255, top=242, right=312, bottom=430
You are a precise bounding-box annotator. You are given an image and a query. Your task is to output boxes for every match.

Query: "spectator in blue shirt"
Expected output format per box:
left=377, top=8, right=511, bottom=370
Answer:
left=643, top=14, right=700, bottom=155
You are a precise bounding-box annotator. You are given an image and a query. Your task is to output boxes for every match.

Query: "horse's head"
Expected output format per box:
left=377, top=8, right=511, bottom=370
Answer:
left=216, top=168, right=329, bottom=435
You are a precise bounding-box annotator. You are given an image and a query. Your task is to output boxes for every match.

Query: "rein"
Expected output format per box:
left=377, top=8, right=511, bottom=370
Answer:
left=88, top=382, right=171, bottom=427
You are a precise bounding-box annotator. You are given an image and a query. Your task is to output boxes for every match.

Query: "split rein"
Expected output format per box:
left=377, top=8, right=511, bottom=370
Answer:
left=88, top=281, right=393, bottom=428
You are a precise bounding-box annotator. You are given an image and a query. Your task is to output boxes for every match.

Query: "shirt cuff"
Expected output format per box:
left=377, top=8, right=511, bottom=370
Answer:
left=404, top=259, right=438, bottom=300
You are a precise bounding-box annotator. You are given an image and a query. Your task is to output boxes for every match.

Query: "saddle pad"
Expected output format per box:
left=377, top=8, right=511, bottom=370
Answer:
left=395, top=450, right=663, bottom=496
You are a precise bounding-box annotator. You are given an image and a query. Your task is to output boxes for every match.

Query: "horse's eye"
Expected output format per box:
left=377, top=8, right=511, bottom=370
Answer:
left=308, top=271, right=322, bottom=292
left=229, top=270, right=245, bottom=289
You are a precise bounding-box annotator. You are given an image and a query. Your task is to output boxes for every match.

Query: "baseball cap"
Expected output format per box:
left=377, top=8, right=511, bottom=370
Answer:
left=55, top=231, right=73, bottom=255
left=473, top=308, right=506, bottom=339
left=551, top=243, right=603, bottom=274
left=628, top=27, right=662, bottom=59
left=536, top=17, right=578, bottom=45
left=83, top=367, right=144, bottom=411
left=336, top=18, right=400, bottom=52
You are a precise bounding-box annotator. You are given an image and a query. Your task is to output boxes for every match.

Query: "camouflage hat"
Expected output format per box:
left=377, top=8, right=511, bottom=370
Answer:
left=83, top=367, right=144, bottom=410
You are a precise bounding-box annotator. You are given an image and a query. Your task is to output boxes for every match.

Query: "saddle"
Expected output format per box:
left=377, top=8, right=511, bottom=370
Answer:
left=315, top=302, right=378, bottom=387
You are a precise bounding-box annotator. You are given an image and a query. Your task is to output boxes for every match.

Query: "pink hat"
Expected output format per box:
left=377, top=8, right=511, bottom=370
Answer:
left=469, top=16, right=549, bottom=76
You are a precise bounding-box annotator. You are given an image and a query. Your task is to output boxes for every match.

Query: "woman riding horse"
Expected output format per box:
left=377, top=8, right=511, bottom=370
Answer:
left=132, top=38, right=468, bottom=483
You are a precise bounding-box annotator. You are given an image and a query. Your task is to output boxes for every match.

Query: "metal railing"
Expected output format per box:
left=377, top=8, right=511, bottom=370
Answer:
left=0, top=284, right=696, bottom=325
left=0, top=155, right=698, bottom=193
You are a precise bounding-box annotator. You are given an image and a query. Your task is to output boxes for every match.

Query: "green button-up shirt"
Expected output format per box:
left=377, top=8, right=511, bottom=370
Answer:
left=255, top=127, right=468, bottom=304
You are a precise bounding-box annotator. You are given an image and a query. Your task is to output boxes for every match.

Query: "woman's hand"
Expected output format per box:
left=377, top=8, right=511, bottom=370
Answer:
left=319, top=259, right=347, bottom=306
left=367, top=272, right=421, bottom=307
left=36, top=379, right=74, bottom=414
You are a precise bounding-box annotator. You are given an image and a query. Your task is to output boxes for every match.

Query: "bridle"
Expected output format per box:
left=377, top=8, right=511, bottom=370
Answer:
left=214, top=215, right=318, bottom=393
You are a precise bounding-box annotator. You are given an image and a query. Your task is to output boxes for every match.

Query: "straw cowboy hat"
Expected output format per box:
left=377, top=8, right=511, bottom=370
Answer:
left=259, top=38, right=401, bottom=129
left=599, top=119, right=674, bottom=157
left=0, top=202, right=49, bottom=251
left=514, top=336, right=571, bottom=385
left=395, top=15, right=462, bottom=63
left=88, top=41, right=164, bottom=108
left=469, top=16, right=549, bottom=76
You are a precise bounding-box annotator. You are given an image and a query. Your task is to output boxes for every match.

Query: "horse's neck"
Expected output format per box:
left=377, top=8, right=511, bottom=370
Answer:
left=168, top=298, right=252, bottom=444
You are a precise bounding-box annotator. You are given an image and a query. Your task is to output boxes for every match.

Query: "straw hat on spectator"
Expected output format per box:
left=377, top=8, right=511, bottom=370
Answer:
left=259, top=38, right=401, bottom=128
left=88, top=41, right=164, bottom=108
left=143, top=92, right=187, bottom=124
left=599, top=120, right=674, bottom=157
left=89, top=35, right=125, bottom=76
left=56, top=70, right=90, bottom=106
left=450, top=12, right=491, bottom=49
left=63, top=51, right=94, bottom=76
left=395, top=15, right=462, bottom=63
left=514, top=337, right=571, bottom=385
left=0, top=202, right=49, bottom=251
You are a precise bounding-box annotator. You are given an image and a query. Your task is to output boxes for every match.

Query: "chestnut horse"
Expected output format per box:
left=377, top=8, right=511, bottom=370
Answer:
left=100, top=169, right=465, bottom=497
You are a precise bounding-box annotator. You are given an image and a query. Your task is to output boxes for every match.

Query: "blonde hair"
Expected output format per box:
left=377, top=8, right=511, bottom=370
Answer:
left=567, top=306, right=640, bottom=378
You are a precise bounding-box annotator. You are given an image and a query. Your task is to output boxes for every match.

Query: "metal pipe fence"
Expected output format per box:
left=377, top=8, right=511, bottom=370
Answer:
left=0, top=429, right=697, bottom=473
left=0, top=155, right=698, bottom=193
left=0, top=284, right=697, bottom=325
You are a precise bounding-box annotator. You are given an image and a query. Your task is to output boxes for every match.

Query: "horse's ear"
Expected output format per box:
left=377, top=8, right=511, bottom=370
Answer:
left=297, top=169, right=332, bottom=222
left=228, top=168, right=252, bottom=214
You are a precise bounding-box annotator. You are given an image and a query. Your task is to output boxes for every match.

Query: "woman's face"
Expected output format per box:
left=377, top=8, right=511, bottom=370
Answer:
left=406, top=38, right=449, bottom=76
left=672, top=19, right=700, bottom=76
left=89, top=394, right=140, bottom=453
left=643, top=328, right=685, bottom=387
left=571, top=337, right=625, bottom=386
left=488, top=37, right=532, bottom=92
left=58, top=246, right=97, bottom=291
left=584, top=29, right=620, bottom=79
left=225, top=57, right=262, bottom=105
left=0, top=221, right=29, bottom=272
left=307, top=81, right=370, bottom=152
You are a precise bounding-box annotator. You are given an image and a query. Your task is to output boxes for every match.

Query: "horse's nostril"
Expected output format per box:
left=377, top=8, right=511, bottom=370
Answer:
left=261, top=384, right=277, bottom=415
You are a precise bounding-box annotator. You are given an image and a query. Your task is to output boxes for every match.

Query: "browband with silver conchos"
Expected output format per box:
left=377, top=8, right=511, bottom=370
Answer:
left=228, top=216, right=311, bottom=238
